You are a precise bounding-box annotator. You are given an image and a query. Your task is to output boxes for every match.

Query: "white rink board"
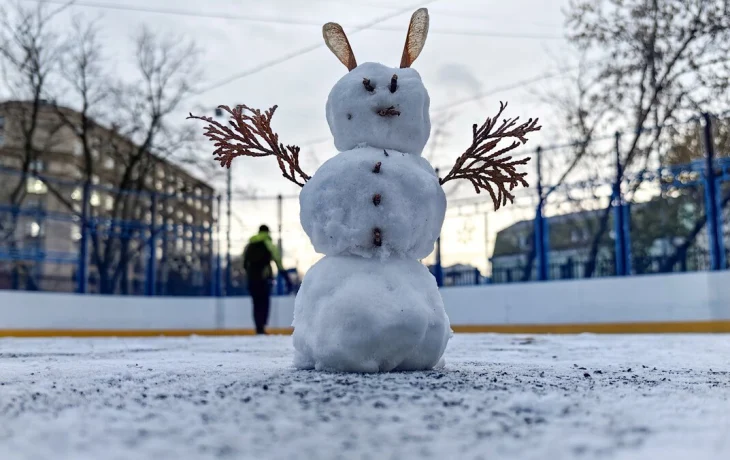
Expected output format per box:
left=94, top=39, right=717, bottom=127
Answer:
left=1, top=271, right=729, bottom=330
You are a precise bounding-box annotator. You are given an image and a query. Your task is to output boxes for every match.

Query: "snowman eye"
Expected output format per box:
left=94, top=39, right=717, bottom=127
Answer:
left=362, top=78, right=375, bottom=92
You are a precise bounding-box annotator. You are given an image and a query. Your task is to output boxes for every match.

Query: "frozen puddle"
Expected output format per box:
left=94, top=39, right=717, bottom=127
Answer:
left=1, top=334, right=729, bottom=459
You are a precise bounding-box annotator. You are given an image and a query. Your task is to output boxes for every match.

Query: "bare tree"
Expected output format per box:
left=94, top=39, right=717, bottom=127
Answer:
left=46, top=21, right=205, bottom=293
left=550, top=0, right=730, bottom=277
left=0, top=1, right=67, bottom=286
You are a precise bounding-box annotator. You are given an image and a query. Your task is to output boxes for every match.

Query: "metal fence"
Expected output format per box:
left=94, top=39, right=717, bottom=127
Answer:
left=1, top=111, right=729, bottom=296
left=0, top=166, right=219, bottom=296
left=480, top=111, right=730, bottom=285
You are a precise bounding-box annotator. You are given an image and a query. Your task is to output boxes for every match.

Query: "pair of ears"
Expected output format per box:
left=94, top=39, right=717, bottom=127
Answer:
left=323, top=8, right=429, bottom=71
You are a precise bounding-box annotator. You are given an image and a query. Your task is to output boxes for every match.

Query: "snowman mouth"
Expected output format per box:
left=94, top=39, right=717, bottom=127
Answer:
left=376, top=106, right=401, bottom=117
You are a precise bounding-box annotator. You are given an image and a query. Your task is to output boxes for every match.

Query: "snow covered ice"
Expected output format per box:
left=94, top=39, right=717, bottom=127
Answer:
left=326, top=62, right=431, bottom=156
left=2, top=334, right=729, bottom=460
left=292, top=256, right=450, bottom=372
left=299, top=146, right=446, bottom=259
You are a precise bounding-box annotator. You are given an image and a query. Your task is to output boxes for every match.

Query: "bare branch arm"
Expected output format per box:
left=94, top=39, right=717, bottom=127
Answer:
left=187, top=104, right=310, bottom=187
left=440, top=101, right=541, bottom=209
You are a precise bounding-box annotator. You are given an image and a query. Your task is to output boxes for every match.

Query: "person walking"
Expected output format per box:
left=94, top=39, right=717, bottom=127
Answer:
left=243, top=225, right=292, bottom=334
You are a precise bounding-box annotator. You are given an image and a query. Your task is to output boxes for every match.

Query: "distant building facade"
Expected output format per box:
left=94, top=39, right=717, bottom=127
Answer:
left=0, top=100, right=215, bottom=294
left=490, top=195, right=723, bottom=283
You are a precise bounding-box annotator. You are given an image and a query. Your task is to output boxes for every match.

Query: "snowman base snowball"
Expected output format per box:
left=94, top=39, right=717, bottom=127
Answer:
left=292, top=255, right=451, bottom=373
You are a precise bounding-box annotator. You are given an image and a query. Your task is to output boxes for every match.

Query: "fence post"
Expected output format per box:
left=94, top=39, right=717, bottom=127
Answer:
left=208, top=196, right=216, bottom=297
left=160, top=194, right=168, bottom=295
left=216, top=195, right=223, bottom=297
left=622, top=201, right=632, bottom=274
left=145, top=193, right=158, bottom=296
left=702, top=112, right=725, bottom=270
left=434, top=168, right=443, bottom=287
left=613, top=131, right=628, bottom=276
left=225, top=168, right=232, bottom=296
left=76, top=182, right=90, bottom=293
left=534, top=146, right=549, bottom=281
left=276, top=193, right=284, bottom=295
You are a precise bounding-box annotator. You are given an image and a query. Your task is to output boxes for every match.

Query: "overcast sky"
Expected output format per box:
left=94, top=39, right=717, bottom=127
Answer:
left=32, top=0, right=575, bottom=272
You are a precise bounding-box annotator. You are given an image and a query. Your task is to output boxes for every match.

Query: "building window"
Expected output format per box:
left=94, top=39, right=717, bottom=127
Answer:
left=30, top=159, right=45, bottom=172
left=103, top=156, right=115, bottom=170
left=24, top=196, right=42, bottom=209
left=90, top=192, right=100, bottom=207
left=90, top=138, right=100, bottom=158
left=570, top=229, right=581, bottom=243
left=26, top=221, right=42, bottom=238
left=104, top=195, right=114, bottom=211
left=73, top=139, right=83, bottom=156
left=71, top=187, right=82, bottom=201
left=26, top=178, right=47, bottom=194
left=71, top=227, right=82, bottom=241
left=517, top=234, right=529, bottom=249
left=186, top=214, right=193, bottom=224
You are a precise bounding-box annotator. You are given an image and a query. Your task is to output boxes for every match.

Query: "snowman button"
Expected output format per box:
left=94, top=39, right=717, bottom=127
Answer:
left=372, top=162, right=381, bottom=173
left=373, top=228, right=382, bottom=247
left=373, top=194, right=381, bottom=206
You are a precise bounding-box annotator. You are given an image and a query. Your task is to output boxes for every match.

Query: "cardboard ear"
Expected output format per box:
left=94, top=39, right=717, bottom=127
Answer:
left=322, top=22, right=357, bottom=71
left=400, top=8, right=429, bottom=68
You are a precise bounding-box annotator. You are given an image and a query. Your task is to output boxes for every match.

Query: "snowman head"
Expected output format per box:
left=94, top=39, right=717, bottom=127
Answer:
left=323, top=9, right=431, bottom=156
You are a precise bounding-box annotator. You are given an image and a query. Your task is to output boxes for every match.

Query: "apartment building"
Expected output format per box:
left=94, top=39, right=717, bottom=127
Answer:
left=0, top=100, right=216, bottom=294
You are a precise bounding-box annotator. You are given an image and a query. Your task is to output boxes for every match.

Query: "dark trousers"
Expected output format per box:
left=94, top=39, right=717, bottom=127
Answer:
left=249, top=278, right=271, bottom=334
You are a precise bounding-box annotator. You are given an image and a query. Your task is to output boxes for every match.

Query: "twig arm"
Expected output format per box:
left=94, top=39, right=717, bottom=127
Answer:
left=440, top=102, right=541, bottom=209
left=187, top=105, right=310, bottom=187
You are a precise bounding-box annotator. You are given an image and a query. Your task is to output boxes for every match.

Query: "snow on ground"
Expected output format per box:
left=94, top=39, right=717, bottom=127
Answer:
left=1, top=334, right=729, bottom=460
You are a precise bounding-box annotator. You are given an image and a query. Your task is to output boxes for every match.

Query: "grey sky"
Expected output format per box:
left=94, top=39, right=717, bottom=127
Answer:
left=32, top=0, right=574, bottom=271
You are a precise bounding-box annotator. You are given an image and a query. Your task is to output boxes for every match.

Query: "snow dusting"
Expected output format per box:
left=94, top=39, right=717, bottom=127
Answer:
left=1, top=334, right=729, bottom=460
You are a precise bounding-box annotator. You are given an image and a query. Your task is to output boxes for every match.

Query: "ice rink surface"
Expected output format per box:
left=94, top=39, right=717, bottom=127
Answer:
left=1, top=333, right=729, bottom=460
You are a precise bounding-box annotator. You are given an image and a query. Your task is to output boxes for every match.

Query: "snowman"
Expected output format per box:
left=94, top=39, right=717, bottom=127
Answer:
left=189, top=8, right=540, bottom=372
